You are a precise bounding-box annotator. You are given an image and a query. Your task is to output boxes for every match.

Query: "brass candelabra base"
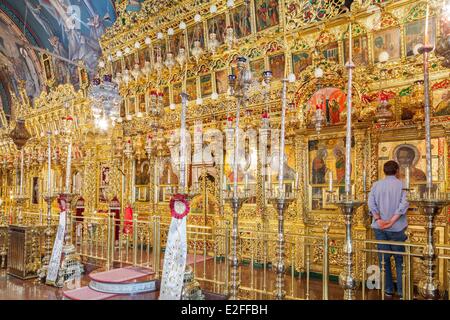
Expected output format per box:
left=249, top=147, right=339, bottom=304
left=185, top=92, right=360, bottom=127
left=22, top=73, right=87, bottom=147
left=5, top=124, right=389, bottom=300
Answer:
left=408, top=194, right=450, bottom=300
left=267, top=195, right=295, bottom=300
left=331, top=195, right=365, bottom=300
left=224, top=193, right=250, bottom=300
left=12, top=195, right=29, bottom=225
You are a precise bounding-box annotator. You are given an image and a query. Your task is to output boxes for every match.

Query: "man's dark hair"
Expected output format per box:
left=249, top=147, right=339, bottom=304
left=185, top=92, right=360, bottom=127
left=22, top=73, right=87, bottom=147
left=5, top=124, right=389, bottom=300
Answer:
left=383, top=160, right=399, bottom=176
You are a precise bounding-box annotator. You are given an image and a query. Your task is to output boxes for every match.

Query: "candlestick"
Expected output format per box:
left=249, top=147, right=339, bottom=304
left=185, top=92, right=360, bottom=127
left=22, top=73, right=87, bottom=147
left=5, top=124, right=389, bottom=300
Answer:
left=278, top=79, right=288, bottom=197
left=344, top=22, right=354, bottom=196
left=47, top=132, right=51, bottom=194
left=180, top=92, right=188, bottom=190
left=19, top=148, right=24, bottom=195
left=233, top=98, right=241, bottom=198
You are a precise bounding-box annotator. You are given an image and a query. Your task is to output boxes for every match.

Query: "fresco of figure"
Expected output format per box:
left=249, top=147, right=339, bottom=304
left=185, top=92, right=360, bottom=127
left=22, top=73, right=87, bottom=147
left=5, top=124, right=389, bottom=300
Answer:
left=312, top=148, right=327, bottom=184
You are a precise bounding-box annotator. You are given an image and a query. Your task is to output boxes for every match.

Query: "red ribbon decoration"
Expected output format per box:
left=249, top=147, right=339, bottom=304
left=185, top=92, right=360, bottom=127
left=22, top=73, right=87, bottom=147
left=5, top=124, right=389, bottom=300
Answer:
left=169, top=194, right=190, bottom=219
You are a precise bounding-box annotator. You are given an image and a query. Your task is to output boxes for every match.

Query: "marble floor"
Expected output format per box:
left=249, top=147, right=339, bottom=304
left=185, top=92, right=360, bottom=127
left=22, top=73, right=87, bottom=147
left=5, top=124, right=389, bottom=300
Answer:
left=0, top=258, right=404, bottom=300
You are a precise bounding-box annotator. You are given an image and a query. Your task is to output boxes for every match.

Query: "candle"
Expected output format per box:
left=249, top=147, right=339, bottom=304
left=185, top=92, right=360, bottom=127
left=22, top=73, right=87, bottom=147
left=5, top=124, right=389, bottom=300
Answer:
left=424, top=2, right=429, bottom=47
left=180, top=93, right=188, bottom=190
left=20, top=148, right=24, bottom=195
left=47, top=132, right=51, bottom=194
left=405, top=166, right=410, bottom=190
left=233, top=103, right=240, bottom=199
left=65, top=139, right=72, bottom=193
left=328, top=170, right=333, bottom=192
left=278, top=79, right=288, bottom=197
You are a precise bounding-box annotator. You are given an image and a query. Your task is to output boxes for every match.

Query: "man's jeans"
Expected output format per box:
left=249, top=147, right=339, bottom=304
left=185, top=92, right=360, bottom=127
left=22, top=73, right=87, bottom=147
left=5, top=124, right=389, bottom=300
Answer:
left=373, top=228, right=407, bottom=295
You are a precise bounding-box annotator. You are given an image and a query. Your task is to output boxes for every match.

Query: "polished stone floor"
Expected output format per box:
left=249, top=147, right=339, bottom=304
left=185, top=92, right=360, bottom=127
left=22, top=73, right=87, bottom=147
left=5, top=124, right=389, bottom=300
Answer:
left=0, top=258, right=403, bottom=300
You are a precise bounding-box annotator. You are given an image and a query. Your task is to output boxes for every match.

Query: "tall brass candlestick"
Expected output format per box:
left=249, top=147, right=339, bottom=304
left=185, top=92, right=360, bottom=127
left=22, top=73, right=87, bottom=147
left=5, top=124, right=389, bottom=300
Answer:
left=344, top=22, right=353, bottom=196
left=278, top=80, right=287, bottom=195
left=65, top=139, right=72, bottom=193
left=180, top=92, right=188, bottom=190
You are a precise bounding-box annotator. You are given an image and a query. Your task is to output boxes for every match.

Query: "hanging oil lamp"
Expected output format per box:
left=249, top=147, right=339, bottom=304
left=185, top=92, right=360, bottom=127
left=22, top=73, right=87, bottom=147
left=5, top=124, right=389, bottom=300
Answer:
left=225, top=26, right=236, bottom=50
left=176, top=47, right=186, bottom=67
left=191, top=40, right=203, bottom=63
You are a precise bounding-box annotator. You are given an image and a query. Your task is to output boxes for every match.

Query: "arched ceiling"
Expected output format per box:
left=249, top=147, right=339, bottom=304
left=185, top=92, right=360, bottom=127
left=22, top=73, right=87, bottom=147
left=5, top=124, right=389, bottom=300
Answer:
left=0, top=0, right=117, bottom=108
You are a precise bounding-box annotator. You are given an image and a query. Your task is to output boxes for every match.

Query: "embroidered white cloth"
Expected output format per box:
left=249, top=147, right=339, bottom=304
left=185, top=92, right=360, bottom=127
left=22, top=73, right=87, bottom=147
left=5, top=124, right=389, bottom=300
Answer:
left=159, top=216, right=187, bottom=300
left=46, top=211, right=66, bottom=284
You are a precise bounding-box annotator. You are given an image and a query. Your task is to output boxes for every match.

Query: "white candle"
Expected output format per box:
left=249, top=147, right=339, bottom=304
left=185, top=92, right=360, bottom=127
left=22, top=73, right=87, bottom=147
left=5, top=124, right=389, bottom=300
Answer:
left=19, top=148, right=24, bottom=195
left=65, top=140, right=72, bottom=193
left=405, top=166, right=410, bottom=190
left=47, top=132, right=51, bottom=194
left=278, top=80, right=288, bottom=196
left=328, top=170, right=333, bottom=192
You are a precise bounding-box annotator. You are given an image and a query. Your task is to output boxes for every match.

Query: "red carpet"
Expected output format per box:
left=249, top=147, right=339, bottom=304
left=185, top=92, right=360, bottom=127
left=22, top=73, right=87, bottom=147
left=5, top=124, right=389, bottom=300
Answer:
left=63, top=286, right=117, bottom=300
left=89, top=266, right=154, bottom=283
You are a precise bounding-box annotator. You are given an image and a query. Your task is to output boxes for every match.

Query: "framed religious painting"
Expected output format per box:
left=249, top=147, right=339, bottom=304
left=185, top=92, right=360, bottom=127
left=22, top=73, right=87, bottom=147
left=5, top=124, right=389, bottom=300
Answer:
left=373, top=28, right=401, bottom=62
left=112, top=59, right=122, bottom=75
left=231, top=4, right=252, bottom=38
left=78, top=66, right=89, bottom=88
left=124, top=52, right=135, bottom=71
left=432, top=80, right=450, bottom=116
left=99, top=164, right=111, bottom=203
left=135, top=159, right=150, bottom=202
left=308, top=138, right=355, bottom=210
left=255, top=0, right=280, bottom=32
left=138, top=93, right=146, bottom=113
left=207, top=13, right=227, bottom=44
left=172, top=32, right=186, bottom=56
left=321, top=42, right=339, bottom=63
left=120, top=100, right=126, bottom=118
left=173, top=82, right=182, bottom=104
left=308, top=87, right=346, bottom=125
left=42, top=53, right=54, bottom=83
left=186, top=78, right=197, bottom=101
left=250, top=58, right=266, bottom=83
left=344, top=36, right=369, bottom=65
left=31, top=177, right=39, bottom=205
left=128, top=96, right=136, bottom=115
left=187, top=23, right=205, bottom=53
left=292, top=51, right=312, bottom=77
left=377, top=139, right=442, bottom=194
left=138, top=48, right=146, bottom=68
left=200, top=74, right=212, bottom=97
left=268, top=54, right=285, bottom=80
left=215, top=69, right=228, bottom=95
left=162, top=86, right=170, bottom=107
left=405, top=17, right=436, bottom=57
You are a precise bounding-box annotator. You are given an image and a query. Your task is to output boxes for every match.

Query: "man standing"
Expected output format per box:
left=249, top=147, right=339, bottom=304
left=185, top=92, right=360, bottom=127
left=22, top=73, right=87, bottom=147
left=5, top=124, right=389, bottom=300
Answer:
left=368, top=160, right=409, bottom=297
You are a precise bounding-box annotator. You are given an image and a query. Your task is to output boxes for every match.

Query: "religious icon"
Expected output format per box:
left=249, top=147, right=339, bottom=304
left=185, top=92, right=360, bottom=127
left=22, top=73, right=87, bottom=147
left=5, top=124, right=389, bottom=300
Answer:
left=120, top=100, right=126, bottom=117
left=215, top=69, right=228, bottom=94
left=162, top=86, right=170, bottom=106
left=308, top=87, right=346, bottom=125
left=200, top=74, right=212, bottom=97
left=128, top=96, right=136, bottom=114
left=255, top=0, right=280, bottom=32
left=373, top=28, right=401, bottom=62
left=113, top=60, right=122, bottom=75
left=231, top=4, right=252, bottom=38
left=269, top=54, right=285, bottom=79
left=321, top=42, right=339, bottom=62
left=78, top=67, right=89, bottom=87
left=124, top=52, right=135, bottom=71
left=292, top=52, right=312, bottom=77
left=101, top=166, right=110, bottom=187
left=32, top=177, right=39, bottom=205
left=138, top=93, right=146, bottom=113
left=186, top=78, right=197, bottom=100
left=393, top=144, right=426, bottom=183
left=333, top=143, right=346, bottom=184
left=405, top=18, right=436, bottom=57
left=173, top=32, right=186, bottom=55
left=187, top=24, right=205, bottom=50
left=138, top=48, right=146, bottom=67
left=344, top=36, right=369, bottom=65
left=311, top=147, right=328, bottom=184
left=250, top=58, right=265, bottom=83
left=207, top=13, right=227, bottom=44
left=433, top=87, right=450, bottom=116
left=173, top=82, right=182, bottom=104
left=42, top=53, right=53, bottom=82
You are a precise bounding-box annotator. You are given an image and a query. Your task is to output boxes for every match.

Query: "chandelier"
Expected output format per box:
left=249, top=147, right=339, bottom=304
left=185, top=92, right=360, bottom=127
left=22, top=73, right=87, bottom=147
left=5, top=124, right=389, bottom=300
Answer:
left=88, top=74, right=123, bottom=128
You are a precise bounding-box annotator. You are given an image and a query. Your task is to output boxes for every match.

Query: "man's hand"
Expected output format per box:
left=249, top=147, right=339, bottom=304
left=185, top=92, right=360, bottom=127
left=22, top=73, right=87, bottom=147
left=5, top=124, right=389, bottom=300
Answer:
left=379, top=220, right=394, bottom=229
